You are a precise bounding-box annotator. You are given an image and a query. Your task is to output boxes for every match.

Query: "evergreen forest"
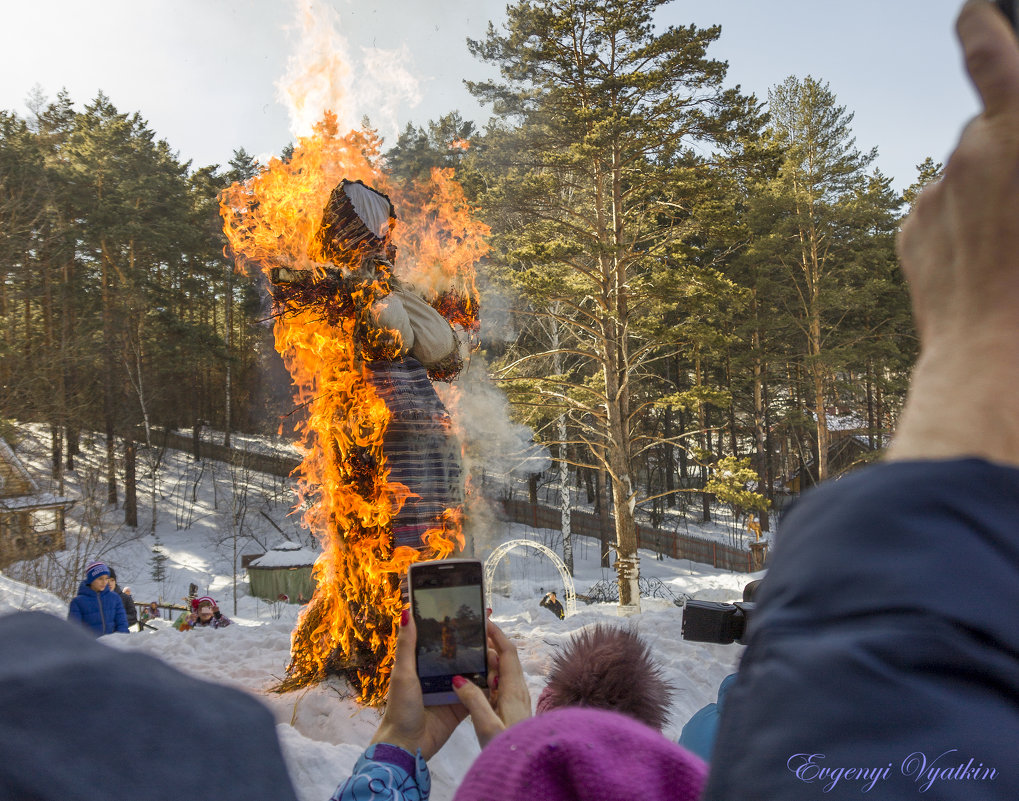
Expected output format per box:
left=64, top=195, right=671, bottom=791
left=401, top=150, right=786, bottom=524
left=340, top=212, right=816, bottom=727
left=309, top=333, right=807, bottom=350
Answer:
left=0, top=0, right=940, bottom=550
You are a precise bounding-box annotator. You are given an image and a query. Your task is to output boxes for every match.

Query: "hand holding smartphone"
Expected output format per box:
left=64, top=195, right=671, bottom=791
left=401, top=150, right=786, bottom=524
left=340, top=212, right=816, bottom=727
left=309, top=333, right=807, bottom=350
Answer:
left=408, top=559, right=488, bottom=706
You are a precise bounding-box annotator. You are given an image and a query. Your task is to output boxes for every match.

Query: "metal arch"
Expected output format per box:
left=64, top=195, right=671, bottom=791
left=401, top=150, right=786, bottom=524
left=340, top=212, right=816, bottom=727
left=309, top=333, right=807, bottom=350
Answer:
left=483, top=539, right=577, bottom=618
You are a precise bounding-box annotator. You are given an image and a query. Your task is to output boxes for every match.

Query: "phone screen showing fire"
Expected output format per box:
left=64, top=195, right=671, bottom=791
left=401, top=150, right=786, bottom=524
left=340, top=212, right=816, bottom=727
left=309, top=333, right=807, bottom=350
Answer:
left=412, top=578, right=487, bottom=696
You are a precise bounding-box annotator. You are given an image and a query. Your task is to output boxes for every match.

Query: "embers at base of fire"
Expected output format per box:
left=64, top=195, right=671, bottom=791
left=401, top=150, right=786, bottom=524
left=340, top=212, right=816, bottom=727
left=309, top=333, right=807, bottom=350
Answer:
left=320, top=604, right=394, bottom=699
left=273, top=509, right=467, bottom=701
left=273, top=577, right=398, bottom=701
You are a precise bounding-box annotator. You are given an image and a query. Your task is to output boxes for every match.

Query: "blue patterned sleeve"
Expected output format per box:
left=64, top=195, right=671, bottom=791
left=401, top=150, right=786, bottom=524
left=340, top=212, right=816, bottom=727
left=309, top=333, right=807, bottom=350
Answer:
left=330, top=743, right=430, bottom=801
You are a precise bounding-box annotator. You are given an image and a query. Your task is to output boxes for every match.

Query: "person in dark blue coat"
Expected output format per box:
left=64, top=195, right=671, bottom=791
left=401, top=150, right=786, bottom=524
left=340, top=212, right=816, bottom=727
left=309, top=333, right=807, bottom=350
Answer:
left=704, top=4, right=1019, bottom=799
left=67, top=561, right=129, bottom=636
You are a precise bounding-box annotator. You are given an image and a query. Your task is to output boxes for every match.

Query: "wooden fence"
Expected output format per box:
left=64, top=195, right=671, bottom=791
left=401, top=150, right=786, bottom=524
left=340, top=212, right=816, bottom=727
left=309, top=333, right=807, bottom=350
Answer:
left=145, top=429, right=300, bottom=478
left=146, top=429, right=763, bottom=573
left=497, top=498, right=765, bottom=573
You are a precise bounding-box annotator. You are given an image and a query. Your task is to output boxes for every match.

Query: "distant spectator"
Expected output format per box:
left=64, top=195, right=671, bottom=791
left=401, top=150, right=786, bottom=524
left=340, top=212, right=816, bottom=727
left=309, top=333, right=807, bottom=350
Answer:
left=67, top=561, right=129, bottom=637
left=139, top=602, right=160, bottom=629
left=107, top=569, right=138, bottom=631
left=539, top=591, right=565, bottom=620
left=181, top=596, right=232, bottom=630
left=535, top=624, right=673, bottom=730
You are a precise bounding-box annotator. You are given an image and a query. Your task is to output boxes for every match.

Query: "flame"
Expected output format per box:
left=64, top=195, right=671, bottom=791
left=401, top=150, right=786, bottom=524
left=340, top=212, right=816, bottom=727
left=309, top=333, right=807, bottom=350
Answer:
left=220, top=113, right=489, bottom=704
left=278, top=1, right=353, bottom=139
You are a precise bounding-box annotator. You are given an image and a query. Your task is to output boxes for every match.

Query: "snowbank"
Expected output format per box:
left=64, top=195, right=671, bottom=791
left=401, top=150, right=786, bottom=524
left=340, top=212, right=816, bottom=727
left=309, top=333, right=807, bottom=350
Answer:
left=0, top=428, right=754, bottom=801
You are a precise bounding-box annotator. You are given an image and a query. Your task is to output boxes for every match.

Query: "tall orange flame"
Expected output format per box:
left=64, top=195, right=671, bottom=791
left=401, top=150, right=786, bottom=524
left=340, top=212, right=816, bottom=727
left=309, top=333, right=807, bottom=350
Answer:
left=220, top=113, right=488, bottom=703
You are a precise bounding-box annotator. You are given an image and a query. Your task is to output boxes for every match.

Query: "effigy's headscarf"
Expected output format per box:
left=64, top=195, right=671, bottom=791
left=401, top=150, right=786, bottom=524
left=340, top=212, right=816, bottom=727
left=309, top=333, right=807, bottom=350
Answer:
left=314, top=179, right=396, bottom=264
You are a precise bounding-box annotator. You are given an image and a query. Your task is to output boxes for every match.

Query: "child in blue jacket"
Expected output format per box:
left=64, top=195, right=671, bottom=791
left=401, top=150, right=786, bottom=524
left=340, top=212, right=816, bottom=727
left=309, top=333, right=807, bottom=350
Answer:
left=68, top=561, right=129, bottom=636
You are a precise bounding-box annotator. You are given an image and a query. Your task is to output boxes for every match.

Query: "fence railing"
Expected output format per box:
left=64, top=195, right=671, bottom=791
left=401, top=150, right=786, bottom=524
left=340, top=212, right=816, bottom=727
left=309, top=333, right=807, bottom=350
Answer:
left=141, top=428, right=300, bottom=477
left=496, top=498, right=766, bottom=573
left=140, top=430, right=764, bottom=572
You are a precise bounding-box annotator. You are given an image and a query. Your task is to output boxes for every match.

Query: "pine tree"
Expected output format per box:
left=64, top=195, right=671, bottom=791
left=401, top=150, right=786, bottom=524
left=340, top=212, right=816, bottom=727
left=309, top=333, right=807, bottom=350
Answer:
left=901, top=157, right=943, bottom=210
left=751, top=76, right=885, bottom=483
left=468, top=0, right=763, bottom=609
left=704, top=456, right=769, bottom=548
left=150, top=535, right=168, bottom=593
left=385, top=112, right=477, bottom=186
left=0, top=93, right=277, bottom=495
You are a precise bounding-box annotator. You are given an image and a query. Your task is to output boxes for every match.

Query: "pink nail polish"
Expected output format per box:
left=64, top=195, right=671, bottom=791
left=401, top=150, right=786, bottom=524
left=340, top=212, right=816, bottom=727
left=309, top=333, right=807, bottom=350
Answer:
left=491, top=676, right=499, bottom=691
left=400, top=608, right=409, bottom=627
left=452, top=675, right=467, bottom=689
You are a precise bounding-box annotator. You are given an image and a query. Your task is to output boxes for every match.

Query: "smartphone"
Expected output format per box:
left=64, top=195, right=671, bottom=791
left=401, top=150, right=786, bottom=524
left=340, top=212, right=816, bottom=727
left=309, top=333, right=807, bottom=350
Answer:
left=997, top=0, right=1018, bottom=31
left=408, top=558, right=488, bottom=706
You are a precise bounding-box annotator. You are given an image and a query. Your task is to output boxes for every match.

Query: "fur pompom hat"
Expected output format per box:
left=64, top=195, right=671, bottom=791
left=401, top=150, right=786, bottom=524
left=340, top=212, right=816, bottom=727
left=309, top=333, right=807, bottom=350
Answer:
left=535, top=623, right=674, bottom=730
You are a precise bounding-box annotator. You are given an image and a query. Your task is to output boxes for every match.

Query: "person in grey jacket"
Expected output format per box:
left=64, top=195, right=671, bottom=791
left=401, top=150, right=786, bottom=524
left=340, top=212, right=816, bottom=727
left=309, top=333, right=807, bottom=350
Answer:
left=0, top=612, right=298, bottom=801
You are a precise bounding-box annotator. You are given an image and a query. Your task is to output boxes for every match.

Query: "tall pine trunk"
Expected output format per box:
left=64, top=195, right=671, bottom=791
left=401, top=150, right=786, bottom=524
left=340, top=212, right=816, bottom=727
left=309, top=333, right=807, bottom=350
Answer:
left=751, top=299, right=771, bottom=532
left=62, top=258, right=78, bottom=473
left=549, top=314, right=573, bottom=574
left=101, top=244, right=117, bottom=505
left=663, top=407, right=675, bottom=509
left=595, top=468, right=610, bottom=568
left=124, top=434, right=137, bottom=527
left=695, top=353, right=712, bottom=523
left=223, top=261, right=234, bottom=447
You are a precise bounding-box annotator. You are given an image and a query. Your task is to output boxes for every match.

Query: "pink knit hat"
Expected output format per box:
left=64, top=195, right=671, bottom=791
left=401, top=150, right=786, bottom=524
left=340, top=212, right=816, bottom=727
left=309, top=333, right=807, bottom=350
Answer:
left=192, top=596, right=216, bottom=612
left=453, top=707, right=707, bottom=801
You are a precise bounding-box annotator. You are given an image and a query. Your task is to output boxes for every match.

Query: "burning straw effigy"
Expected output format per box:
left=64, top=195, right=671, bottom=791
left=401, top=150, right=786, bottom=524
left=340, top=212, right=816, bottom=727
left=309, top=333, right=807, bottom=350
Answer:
left=220, top=117, right=487, bottom=704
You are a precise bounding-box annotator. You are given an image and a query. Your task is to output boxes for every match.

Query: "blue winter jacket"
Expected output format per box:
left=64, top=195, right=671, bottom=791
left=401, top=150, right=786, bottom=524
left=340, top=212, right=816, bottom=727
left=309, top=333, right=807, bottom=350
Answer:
left=679, top=672, right=737, bottom=762
left=704, top=459, right=1019, bottom=800
left=68, top=581, right=129, bottom=636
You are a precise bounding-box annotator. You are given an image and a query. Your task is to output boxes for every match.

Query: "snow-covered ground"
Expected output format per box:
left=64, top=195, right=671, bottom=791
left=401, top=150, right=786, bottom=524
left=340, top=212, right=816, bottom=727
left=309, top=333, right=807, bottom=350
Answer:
left=1, top=428, right=757, bottom=801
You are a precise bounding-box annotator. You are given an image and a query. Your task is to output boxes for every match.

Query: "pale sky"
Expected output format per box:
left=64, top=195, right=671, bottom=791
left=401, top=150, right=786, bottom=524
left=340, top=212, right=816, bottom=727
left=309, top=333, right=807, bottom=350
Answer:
left=1, top=0, right=977, bottom=191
